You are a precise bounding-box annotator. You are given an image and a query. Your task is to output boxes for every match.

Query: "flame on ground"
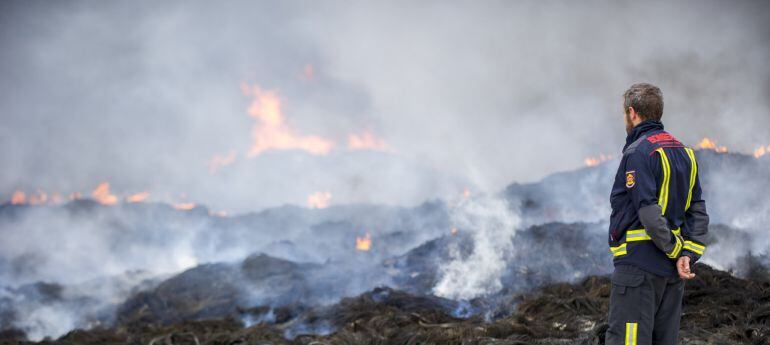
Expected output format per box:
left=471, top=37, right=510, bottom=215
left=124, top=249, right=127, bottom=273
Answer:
left=347, top=129, right=390, bottom=152
left=462, top=188, right=471, bottom=199
left=172, top=203, right=196, bottom=211
left=208, top=151, right=237, bottom=174
left=307, top=191, right=332, bottom=209
left=92, top=182, right=118, bottom=205
left=11, top=191, right=26, bottom=205
left=584, top=154, right=614, bottom=167
left=126, top=192, right=150, bottom=203
left=753, top=145, right=770, bottom=158
left=242, top=82, right=334, bottom=157
left=356, top=233, right=372, bottom=251
left=698, top=137, right=728, bottom=153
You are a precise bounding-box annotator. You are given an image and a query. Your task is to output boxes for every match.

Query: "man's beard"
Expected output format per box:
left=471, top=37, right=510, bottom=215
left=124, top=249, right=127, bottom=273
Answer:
left=625, top=112, right=634, bottom=134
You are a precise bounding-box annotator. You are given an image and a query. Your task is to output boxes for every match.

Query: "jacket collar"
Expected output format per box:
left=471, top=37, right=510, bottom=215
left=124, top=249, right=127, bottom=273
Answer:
left=624, top=120, right=664, bottom=151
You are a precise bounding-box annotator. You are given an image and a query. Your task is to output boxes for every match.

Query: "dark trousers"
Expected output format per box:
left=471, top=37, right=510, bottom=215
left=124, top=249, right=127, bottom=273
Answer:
left=605, top=264, right=684, bottom=345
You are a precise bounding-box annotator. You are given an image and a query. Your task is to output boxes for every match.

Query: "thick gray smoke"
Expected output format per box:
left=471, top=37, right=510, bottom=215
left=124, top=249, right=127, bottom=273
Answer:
left=1, top=0, right=769, bottom=341
left=1, top=0, right=769, bottom=212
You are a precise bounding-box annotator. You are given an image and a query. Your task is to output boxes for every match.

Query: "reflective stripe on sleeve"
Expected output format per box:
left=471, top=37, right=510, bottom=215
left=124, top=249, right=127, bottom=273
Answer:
left=656, top=148, right=671, bottom=215
left=666, top=234, right=683, bottom=258
left=684, top=240, right=706, bottom=255
left=684, top=147, right=698, bottom=211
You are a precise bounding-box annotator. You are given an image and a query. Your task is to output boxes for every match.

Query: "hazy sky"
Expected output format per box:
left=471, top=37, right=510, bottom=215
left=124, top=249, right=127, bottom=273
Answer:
left=1, top=0, right=768, bottom=212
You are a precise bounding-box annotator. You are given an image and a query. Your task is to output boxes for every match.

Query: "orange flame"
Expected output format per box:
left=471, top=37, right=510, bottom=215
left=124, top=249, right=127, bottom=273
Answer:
left=347, top=129, right=390, bottom=152
left=451, top=227, right=459, bottom=236
left=356, top=233, right=372, bottom=251
left=698, top=137, right=727, bottom=153
left=70, top=192, right=82, bottom=200
left=242, top=83, right=334, bottom=157
left=208, top=151, right=237, bottom=174
left=92, top=182, right=118, bottom=205
left=28, top=190, right=48, bottom=205
left=462, top=188, right=471, bottom=199
left=753, top=145, right=770, bottom=158
left=584, top=154, right=614, bottom=167
left=307, top=191, right=332, bottom=209
left=172, top=202, right=196, bottom=211
left=126, top=192, right=150, bottom=203
left=9, top=190, right=63, bottom=205
left=11, top=190, right=26, bottom=205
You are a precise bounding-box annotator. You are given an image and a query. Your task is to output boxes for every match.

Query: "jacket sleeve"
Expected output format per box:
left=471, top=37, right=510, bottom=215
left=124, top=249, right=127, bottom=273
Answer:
left=625, top=150, right=683, bottom=259
left=682, top=171, right=709, bottom=263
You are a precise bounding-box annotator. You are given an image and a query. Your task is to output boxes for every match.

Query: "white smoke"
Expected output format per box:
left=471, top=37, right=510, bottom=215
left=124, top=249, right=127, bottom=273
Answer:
left=432, top=195, right=520, bottom=300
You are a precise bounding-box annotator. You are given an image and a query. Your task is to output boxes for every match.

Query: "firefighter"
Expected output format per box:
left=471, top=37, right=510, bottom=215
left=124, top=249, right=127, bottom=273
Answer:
left=605, top=83, right=709, bottom=345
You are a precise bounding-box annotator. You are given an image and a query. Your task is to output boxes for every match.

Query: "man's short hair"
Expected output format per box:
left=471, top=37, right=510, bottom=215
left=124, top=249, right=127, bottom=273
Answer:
left=623, top=83, right=664, bottom=121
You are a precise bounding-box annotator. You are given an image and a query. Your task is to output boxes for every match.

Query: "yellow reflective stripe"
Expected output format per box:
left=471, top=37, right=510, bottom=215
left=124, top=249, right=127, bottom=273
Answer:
left=625, top=322, right=638, bottom=345
left=611, top=228, right=682, bottom=257
left=684, top=240, right=706, bottom=255
left=667, top=234, right=683, bottom=258
left=656, top=148, right=671, bottom=215
left=684, top=148, right=698, bottom=211
left=626, top=229, right=651, bottom=242
left=610, top=243, right=627, bottom=256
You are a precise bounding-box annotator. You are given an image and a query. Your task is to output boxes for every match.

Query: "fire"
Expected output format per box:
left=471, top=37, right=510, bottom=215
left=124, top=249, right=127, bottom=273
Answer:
left=347, top=129, right=390, bottom=152
left=242, top=83, right=334, bottom=157
left=70, top=192, right=82, bottom=200
left=172, top=203, right=196, bottom=211
left=356, top=233, right=372, bottom=251
left=451, top=227, right=459, bottom=236
left=126, top=192, right=150, bottom=203
left=11, top=190, right=26, bottom=205
left=208, top=151, right=237, bottom=174
left=462, top=188, right=471, bottom=199
left=28, top=190, right=48, bottom=205
left=584, top=154, right=614, bottom=167
left=753, top=145, right=770, bottom=158
left=91, top=182, right=118, bottom=205
left=307, top=191, right=332, bottom=209
left=698, top=137, right=728, bottom=153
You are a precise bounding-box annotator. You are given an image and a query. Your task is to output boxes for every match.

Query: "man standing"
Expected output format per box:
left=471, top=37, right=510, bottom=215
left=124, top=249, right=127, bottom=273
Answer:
left=605, top=83, right=709, bottom=344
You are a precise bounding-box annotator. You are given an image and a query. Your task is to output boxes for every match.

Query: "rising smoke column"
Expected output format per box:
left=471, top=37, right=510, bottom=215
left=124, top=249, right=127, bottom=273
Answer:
left=433, top=195, right=520, bottom=300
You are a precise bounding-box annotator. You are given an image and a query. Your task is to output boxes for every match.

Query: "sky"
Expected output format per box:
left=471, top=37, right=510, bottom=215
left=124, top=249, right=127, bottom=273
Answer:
left=1, top=0, right=769, bottom=212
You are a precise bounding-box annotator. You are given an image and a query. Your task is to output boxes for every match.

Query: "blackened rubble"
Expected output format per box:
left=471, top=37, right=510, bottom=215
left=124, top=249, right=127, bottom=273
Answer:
left=2, top=262, right=768, bottom=344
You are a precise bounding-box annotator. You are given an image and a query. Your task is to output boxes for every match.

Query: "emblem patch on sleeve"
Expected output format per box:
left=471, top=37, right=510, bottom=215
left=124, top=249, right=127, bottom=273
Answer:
left=625, top=171, right=636, bottom=188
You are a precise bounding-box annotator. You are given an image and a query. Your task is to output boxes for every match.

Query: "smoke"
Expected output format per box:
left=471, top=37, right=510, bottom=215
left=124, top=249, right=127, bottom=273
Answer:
left=432, top=195, right=520, bottom=300
left=0, top=0, right=769, bottom=340
left=1, top=1, right=769, bottom=212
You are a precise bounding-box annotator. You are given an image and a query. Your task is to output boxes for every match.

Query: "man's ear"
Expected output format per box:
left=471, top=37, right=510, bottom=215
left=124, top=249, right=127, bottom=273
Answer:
left=627, top=106, right=638, bottom=121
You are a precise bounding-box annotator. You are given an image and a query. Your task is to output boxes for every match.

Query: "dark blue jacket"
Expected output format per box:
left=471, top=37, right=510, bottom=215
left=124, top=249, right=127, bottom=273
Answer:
left=608, top=120, right=709, bottom=277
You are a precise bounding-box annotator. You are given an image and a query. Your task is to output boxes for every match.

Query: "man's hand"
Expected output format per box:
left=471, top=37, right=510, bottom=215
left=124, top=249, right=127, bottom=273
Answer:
left=677, top=255, right=695, bottom=280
